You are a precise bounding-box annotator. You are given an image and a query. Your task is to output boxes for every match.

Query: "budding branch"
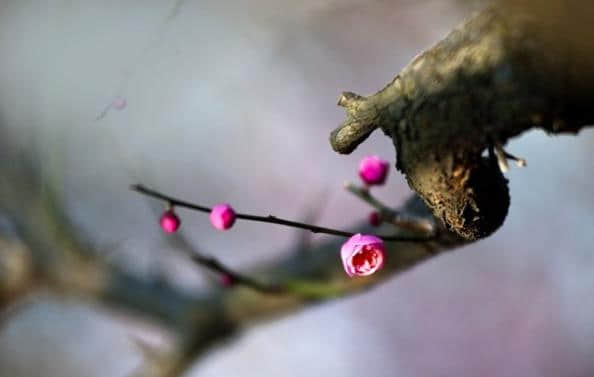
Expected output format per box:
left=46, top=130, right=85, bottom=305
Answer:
left=130, top=184, right=434, bottom=242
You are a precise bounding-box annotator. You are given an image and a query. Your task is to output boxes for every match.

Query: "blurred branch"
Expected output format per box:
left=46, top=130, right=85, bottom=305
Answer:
left=0, top=150, right=464, bottom=376
left=144, top=204, right=285, bottom=295
left=0, top=237, right=36, bottom=316
left=189, top=252, right=284, bottom=295
left=133, top=194, right=465, bottom=377
left=0, top=142, right=234, bottom=361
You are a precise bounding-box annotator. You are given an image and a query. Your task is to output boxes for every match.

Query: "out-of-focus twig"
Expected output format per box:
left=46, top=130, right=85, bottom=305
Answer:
left=0, top=132, right=464, bottom=377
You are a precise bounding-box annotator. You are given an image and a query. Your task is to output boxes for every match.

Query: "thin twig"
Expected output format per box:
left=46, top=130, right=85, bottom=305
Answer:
left=140, top=191, right=283, bottom=295
left=130, top=184, right=433, bottom=242
left=503, top=151, right=527, bottom=167
left=344, top=182, right=436, bottom=235
left=190, top=253, right=283, bottom=294
left=172, top=233, right=282, bottom=294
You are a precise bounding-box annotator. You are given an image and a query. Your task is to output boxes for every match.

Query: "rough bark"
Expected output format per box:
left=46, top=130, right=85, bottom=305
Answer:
left=331, top=1, right=594, bottom=240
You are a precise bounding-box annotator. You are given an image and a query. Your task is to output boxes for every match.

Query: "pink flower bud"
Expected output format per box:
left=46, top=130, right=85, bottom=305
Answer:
left=340, top=234, right=385, bottom=277
left=210, top=203, right=236, bottom=230
left=220, top=273, right=235, bottom=287
left=160, top=209, right=180, bottom=233
left=368, top=211, right=382, bottom=226
left=358, top=155, right=390, bottom=185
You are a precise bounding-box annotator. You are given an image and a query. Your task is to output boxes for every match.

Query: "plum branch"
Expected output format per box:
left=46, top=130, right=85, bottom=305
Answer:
left=331, top=1, right=594, bottom=240
left=130, top=183, right=434, bottom=242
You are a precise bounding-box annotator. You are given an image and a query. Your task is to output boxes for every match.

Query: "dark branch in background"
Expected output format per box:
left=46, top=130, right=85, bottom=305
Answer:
left=141, top=195, right=286, bottom=296
left=156, top=222, right=285, bottom=295
left=0, top=129, right=464, bottom=376
left=189, top=253, right=283, bottom=294
left=130, top=184, right=434, bottom=242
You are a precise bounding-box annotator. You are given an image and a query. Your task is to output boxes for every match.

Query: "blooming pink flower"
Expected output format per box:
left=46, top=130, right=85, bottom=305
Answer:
left=210, top=203, right=236, bottom=230
left=340, top=234, right=385, bottom=277
left=368, top=211, right=382, bottom=227
left=160, top=209, right=180, bottom=233
left=358, top=155, right=390, bottom=185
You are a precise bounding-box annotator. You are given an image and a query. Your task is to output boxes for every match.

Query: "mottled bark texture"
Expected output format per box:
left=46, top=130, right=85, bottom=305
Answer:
left=331, top=1, right=594, bottom=240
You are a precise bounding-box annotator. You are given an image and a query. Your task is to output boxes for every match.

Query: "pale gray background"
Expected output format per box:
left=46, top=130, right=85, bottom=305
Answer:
left=0, top=1, right=593, bottom=376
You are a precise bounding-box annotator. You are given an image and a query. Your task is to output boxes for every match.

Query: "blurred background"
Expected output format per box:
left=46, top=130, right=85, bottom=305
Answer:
left=0, top=0, right=593, bottom=376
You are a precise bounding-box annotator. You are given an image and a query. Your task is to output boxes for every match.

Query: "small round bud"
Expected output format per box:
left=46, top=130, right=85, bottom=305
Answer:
left=220, top=273, right=235, bottom=287
left=210, top=203, right=236, bottom=231
left=358, top=155, right=390, bottom=185
left=368, top=211, right=382, bottom=226
left=160, top=209, right=180, bottom=233
left=340, top=234, right=385, bottom=277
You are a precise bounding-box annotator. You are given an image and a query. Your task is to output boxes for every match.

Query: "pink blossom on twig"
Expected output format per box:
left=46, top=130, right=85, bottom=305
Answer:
left=160, top=209, right=181, bottom=233
left=340, top=233, right=385, bottom=277
left=358, top=155, right=390, bottom=186
left=210, top=204, right=236, bottom=231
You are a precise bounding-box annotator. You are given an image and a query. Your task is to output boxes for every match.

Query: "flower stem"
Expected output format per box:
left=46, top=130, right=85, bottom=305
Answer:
left=344, top=182, right=435, bottom=235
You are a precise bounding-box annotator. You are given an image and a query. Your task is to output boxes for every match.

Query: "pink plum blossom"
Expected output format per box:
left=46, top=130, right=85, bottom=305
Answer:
left=160, top=209, right=180, bottom=233
left=210, top=203, right=236, bottom=230
left=340, top=233, right=385, bottom=277
left=358, top=155, right=390, bottom=185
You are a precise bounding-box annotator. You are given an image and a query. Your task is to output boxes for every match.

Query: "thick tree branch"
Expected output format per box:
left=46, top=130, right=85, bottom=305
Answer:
left=331, top=2, right=594, bottom=240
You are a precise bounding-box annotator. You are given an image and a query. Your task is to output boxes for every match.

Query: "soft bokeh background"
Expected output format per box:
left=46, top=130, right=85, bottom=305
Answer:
left=0, top=1, right=593, bottom=376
